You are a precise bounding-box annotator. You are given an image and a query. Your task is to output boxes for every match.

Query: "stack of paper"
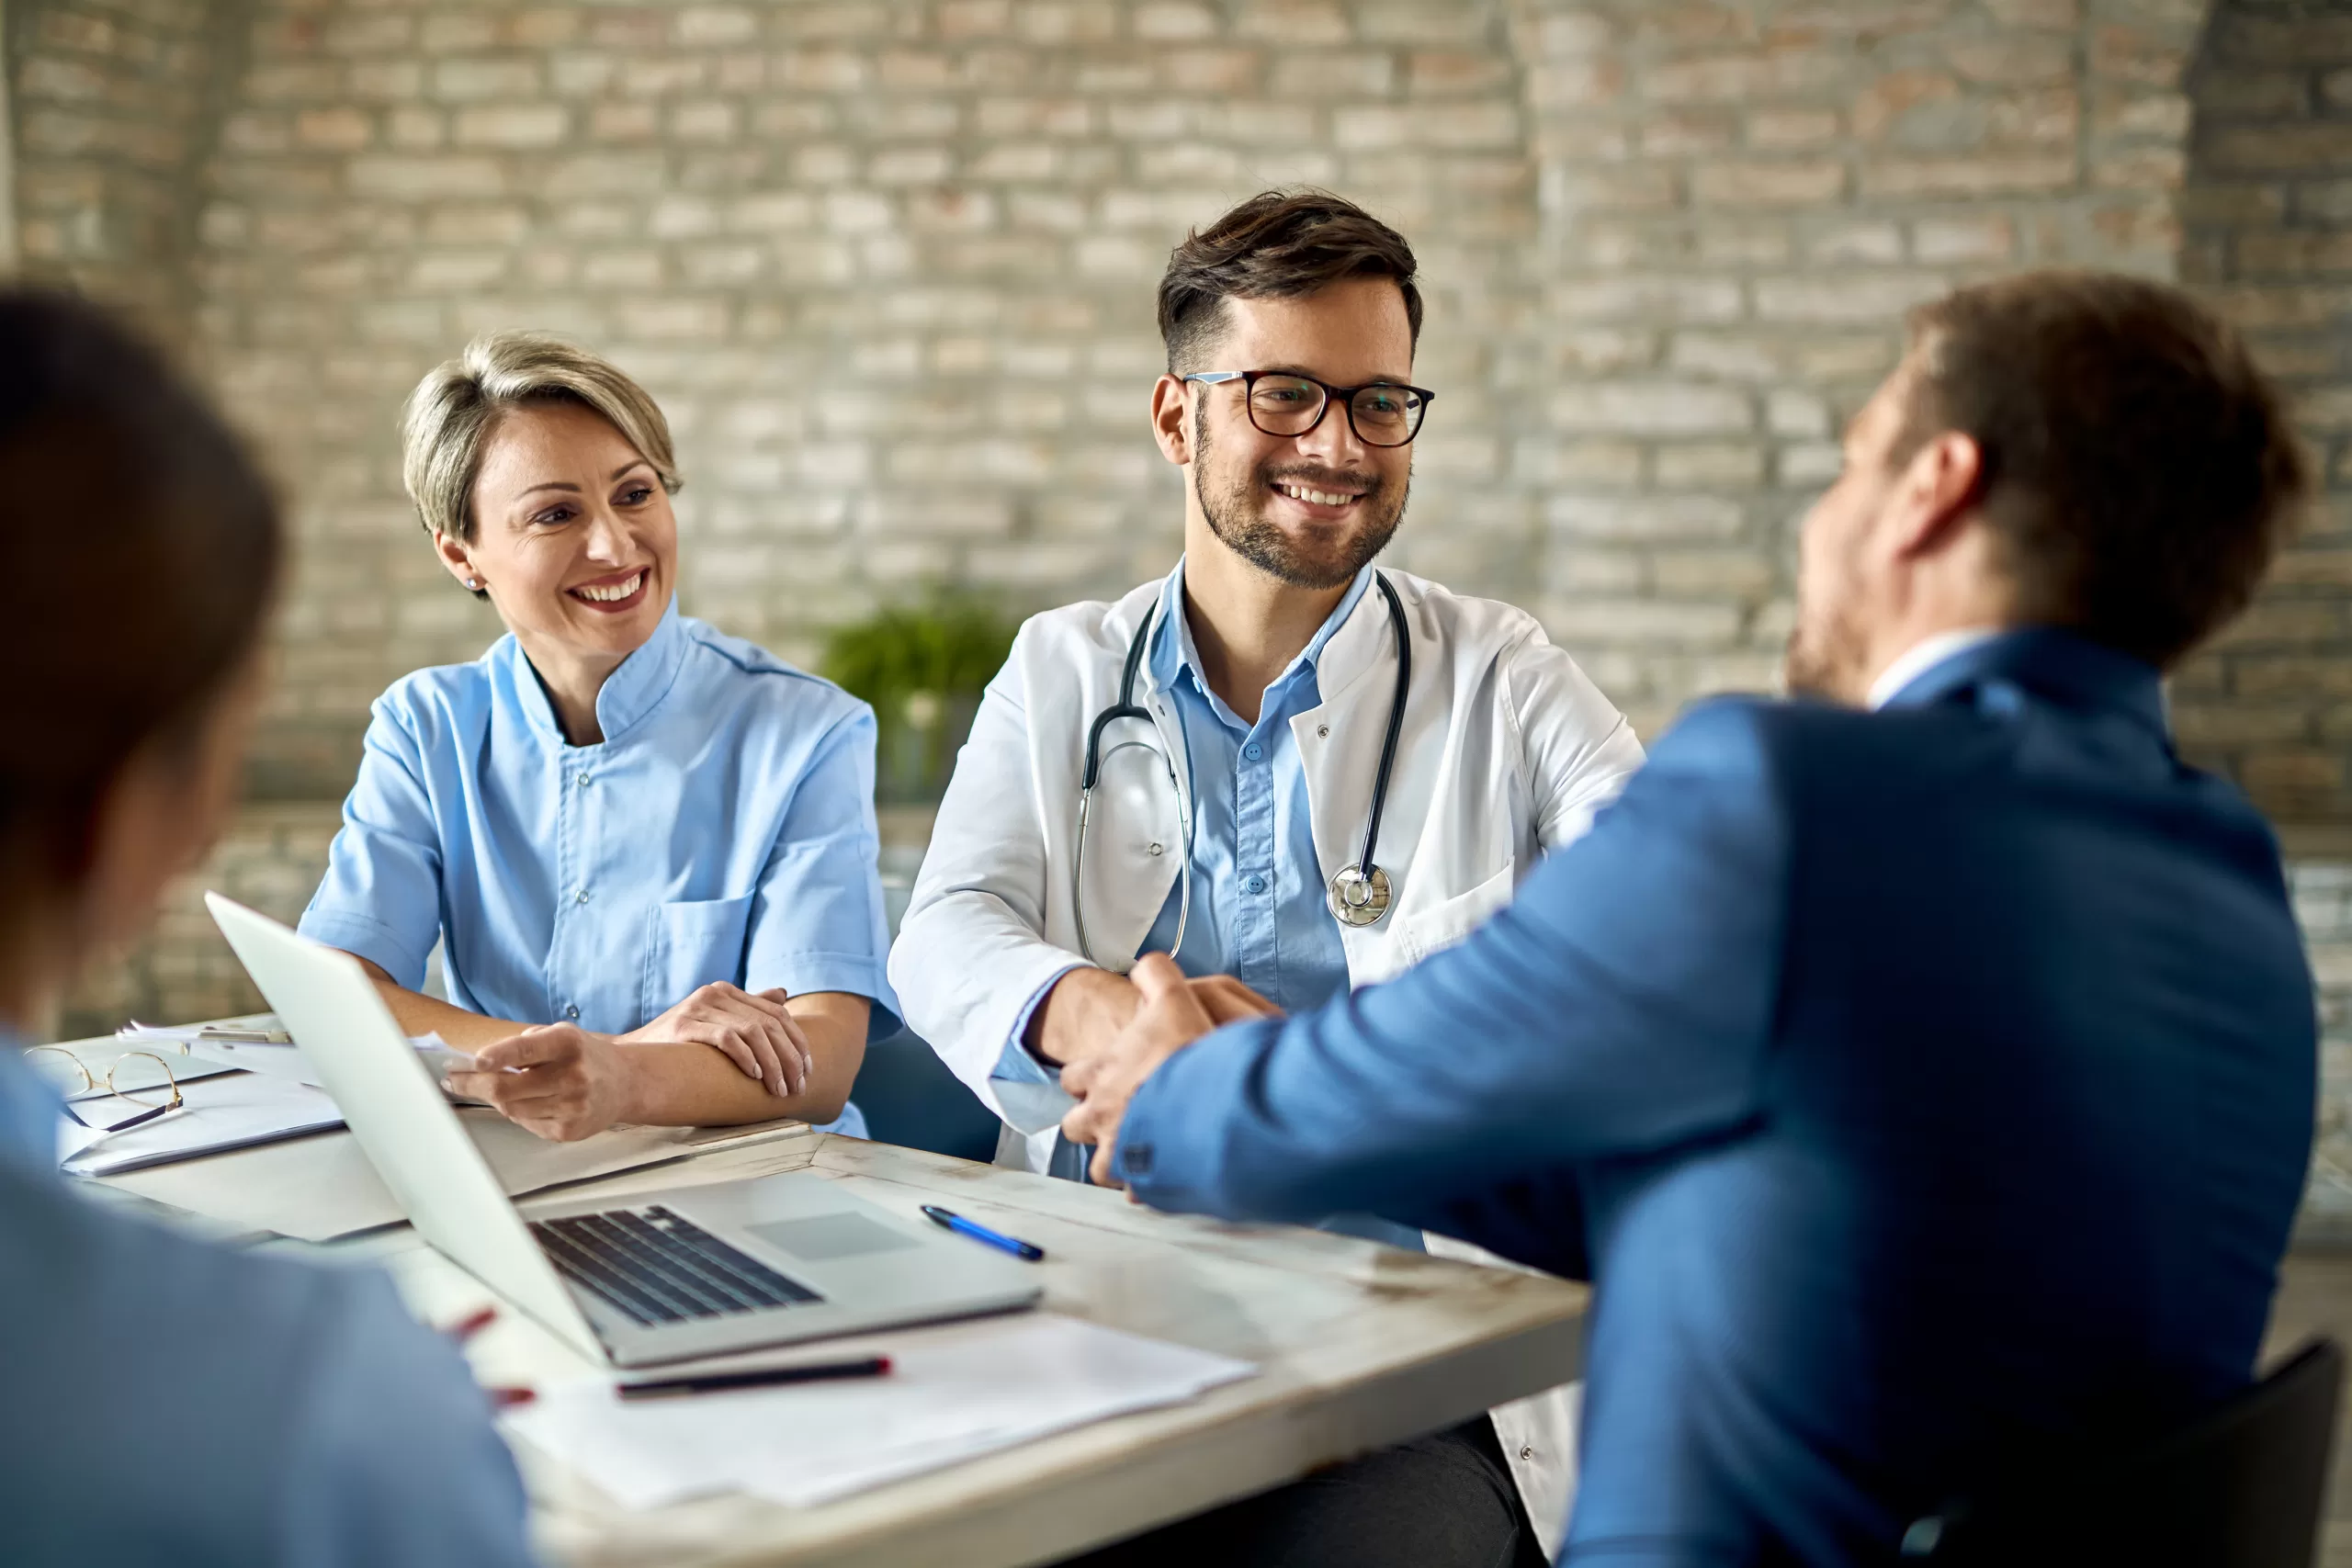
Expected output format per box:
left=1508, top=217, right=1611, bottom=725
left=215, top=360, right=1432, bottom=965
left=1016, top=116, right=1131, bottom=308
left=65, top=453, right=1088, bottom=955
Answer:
left=125, top=1021, right=481, bottom=1092
left=503, top=1313, right=1258, bottom=1510
left=96, top=1112, right=808, bottom=1241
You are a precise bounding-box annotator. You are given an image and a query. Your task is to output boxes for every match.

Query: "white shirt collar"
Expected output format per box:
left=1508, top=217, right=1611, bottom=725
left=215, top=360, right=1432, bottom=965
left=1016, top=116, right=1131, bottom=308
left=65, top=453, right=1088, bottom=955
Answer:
left=1865, top=626, right=2007, bottom=711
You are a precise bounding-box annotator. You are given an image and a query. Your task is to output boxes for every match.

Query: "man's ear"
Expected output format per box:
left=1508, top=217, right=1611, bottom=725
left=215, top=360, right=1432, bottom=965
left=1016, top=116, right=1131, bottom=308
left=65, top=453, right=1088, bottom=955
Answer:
left=1888, top=430, right=1986, bottom=562
left=1149, top=375, right=1193, bottom=468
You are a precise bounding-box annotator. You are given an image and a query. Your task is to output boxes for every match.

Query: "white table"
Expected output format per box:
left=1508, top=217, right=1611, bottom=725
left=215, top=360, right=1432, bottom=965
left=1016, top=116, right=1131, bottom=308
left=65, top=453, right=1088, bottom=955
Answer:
left=325, top=1131, right=1588, bottom=1568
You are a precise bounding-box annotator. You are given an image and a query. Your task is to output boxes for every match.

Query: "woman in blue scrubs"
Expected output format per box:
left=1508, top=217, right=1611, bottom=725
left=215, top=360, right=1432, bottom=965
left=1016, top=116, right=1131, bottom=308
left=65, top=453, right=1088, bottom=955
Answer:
left=300, top=332, right=893, bottom=1140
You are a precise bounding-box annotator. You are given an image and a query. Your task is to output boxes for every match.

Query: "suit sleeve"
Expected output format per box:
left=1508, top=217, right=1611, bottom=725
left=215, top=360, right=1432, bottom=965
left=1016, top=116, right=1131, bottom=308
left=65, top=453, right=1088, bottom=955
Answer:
left=1113, top=700, right=1790, bottom=1228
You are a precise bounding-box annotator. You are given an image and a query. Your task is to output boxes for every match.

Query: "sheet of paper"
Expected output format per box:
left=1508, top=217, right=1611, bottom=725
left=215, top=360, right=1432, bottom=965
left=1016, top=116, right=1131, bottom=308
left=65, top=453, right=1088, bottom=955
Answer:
left=503, top=1313, right=1258, bottom=1511
left=175, top=1029, right=481, bottom=1092
left=94, top=1113, right=808, bottom=1241
left=59, top=1073, right=344, bottom=1178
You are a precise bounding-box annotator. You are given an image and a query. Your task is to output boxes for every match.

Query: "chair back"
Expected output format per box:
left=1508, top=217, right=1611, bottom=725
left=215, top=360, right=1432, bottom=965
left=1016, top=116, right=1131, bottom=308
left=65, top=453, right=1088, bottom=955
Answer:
left=1905, top=1337, right=2343, bottom=1567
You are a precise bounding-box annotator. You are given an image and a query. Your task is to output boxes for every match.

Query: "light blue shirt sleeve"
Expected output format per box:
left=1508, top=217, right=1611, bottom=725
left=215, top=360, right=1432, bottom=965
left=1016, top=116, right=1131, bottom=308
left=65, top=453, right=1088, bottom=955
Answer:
left=298, top=699, right=444, bottom=991
left=743, top=705, right=903, bottom=1042
left=991, top=966, right=1080, bottom=1085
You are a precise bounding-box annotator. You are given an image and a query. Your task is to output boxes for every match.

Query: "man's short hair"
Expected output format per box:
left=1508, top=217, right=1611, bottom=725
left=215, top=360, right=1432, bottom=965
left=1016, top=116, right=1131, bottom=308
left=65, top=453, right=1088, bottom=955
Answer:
left=1895, top=272, right=2310, bottom=669
left=1156, top=188, right=1422, bottom=374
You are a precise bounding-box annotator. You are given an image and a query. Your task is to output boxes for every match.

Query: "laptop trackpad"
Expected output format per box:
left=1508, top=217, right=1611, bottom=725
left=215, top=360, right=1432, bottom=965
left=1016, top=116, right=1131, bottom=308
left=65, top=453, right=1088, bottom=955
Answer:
left=747, top=1213, right=919, bottom=1262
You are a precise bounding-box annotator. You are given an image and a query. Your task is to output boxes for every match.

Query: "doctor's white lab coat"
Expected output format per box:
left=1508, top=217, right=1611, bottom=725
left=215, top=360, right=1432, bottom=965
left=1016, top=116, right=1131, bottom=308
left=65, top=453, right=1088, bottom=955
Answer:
left=888, top=567, right=1645, bottom=1555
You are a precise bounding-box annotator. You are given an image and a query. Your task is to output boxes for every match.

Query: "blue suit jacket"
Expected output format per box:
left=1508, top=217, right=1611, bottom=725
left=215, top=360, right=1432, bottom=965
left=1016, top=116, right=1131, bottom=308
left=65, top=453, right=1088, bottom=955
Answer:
left=1113, top=630, right=2316, bottom=1565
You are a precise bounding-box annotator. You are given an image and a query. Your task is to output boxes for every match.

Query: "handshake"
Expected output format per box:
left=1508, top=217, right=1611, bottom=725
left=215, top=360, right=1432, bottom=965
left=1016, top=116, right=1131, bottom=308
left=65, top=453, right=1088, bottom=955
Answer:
left=1046, top=954, right=1285, bottom=1188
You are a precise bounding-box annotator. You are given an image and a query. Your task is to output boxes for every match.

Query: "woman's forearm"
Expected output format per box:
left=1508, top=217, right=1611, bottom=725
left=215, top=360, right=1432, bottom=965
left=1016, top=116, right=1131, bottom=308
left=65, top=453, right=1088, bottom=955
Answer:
left=619, top=992, right=868, bottom=1127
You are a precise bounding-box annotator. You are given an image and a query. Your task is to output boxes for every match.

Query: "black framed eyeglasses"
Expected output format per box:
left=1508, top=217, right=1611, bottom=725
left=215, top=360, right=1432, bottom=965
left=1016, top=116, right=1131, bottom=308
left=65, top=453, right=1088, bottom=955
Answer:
left=1183, top=371, right=1434, bottom=448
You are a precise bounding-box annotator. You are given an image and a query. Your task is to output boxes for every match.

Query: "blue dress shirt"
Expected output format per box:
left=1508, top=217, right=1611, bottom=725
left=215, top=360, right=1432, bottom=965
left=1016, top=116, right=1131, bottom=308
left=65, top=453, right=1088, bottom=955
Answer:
left=301, top=599, right=897, bottom=1136
left=0, top=1043, right=537, bottom=1566
left=992, top=560, right=1370, bottom=1084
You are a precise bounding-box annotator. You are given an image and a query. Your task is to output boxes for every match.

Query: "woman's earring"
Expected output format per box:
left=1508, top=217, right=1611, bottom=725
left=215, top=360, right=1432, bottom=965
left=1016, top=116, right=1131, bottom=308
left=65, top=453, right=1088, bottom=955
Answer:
left=464, top=577, right=481, bottom=591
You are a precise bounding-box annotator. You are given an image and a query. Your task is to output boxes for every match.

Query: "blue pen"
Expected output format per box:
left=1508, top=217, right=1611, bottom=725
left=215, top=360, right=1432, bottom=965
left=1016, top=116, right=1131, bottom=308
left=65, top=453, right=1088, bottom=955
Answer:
left=921, top=1203, right=1046, bottom=1262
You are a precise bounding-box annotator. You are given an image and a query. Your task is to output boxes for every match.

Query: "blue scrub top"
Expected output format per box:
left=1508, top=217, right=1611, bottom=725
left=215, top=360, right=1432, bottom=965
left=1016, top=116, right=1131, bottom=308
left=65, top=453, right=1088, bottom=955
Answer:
left=301, top=599, right=897, bottom=1135
left=0, top=1043, right=537, bottom=1566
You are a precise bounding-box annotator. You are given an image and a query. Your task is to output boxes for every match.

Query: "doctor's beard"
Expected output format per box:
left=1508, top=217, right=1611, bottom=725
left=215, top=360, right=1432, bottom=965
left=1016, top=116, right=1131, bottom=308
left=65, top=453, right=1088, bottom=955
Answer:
left=1193, top=400, right=1407, bottom=591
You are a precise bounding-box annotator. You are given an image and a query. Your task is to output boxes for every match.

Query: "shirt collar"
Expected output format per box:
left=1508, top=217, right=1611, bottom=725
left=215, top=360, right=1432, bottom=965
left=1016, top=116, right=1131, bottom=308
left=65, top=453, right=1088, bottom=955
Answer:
left=1867, top=626, right=2007, bottom=710
left=509, top=595, right=690, bottom=747
left=1148, top=557, right=1374, bottom=707
left=1877, top=625, right=2170, bottom=740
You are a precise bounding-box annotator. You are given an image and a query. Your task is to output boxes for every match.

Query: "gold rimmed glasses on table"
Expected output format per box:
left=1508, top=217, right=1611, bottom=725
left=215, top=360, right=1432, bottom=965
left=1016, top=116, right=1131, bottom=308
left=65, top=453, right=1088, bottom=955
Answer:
left=27, top=1045, right=186, bottom=1134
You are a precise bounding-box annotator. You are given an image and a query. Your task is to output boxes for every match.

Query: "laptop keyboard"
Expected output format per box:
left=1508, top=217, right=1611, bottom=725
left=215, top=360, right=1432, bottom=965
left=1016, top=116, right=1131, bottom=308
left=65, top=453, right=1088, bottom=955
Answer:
left=529, top=1204, right=824, bottom=1326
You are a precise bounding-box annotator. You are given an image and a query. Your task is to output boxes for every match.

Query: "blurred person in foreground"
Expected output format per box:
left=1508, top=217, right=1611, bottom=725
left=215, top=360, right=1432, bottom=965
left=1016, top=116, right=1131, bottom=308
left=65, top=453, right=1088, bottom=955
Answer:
left=300, top=333, right=898, bottom=1141
left=893, top=189, right=1645, bottom=1565
left=0, top=293, right=535, bottom=1564
left=1063, top=271, right=2319, bottom=1564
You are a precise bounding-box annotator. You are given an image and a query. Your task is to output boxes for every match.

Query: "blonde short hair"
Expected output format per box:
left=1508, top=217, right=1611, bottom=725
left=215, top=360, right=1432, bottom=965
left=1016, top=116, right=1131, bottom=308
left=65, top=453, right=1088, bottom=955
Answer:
left=399, top=331, right=682, bottom=544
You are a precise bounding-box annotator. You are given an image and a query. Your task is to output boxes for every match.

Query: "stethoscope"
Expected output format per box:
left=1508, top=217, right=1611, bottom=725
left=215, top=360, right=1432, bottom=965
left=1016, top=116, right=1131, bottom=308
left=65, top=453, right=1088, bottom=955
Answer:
left=1070, top=571, right=1412, bottom=967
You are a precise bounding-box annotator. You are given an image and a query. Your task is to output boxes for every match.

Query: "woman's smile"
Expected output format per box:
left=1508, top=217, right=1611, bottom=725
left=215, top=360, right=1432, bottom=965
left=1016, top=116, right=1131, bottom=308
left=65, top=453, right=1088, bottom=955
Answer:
left=568, top=566, right=650, bottom=613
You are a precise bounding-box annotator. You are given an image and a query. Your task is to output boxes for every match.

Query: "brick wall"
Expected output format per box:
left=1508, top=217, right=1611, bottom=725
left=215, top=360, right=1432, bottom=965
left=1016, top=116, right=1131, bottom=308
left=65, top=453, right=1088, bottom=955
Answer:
left=2177, top=0, right=2352, bottom=821
left=186, top=0, right=1557, bottom=794
left=1514, top=0, right=2203, bottom=738
left=17, top=1, right=2352, bottom=807
left=161, top=0, right=2259, bottom=796
left=8, top=0, right=243, bottom=349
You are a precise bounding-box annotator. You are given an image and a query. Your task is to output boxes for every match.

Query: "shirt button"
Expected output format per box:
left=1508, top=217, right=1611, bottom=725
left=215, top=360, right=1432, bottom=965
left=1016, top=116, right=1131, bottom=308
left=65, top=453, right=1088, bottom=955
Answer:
left=1244, top=874, right=1267, bottom=895
left=576, top=773, right=592, bottom=787
left=1520, top=1446, right=1534, bottom=1461
left=1317, top=724, right=1330, bottom=739
left=576, top=888, right=591, bottom=904
left=1242, top=741, right=1263, bottom=761
left=566, top=1005, right=580, bottom=1020
left=1148, top=841, right=1164, bottom=856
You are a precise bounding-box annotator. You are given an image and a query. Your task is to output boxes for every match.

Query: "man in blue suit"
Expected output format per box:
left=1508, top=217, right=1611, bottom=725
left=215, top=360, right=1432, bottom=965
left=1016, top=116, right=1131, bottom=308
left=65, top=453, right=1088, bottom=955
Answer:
left=1060, top=272, right=2320, bottom=1564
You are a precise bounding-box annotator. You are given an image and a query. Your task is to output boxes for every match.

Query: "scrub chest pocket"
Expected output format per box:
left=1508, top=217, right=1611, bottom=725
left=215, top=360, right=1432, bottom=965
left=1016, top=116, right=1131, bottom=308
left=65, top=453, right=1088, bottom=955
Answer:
left=641, top=894, right=756, bottom=1023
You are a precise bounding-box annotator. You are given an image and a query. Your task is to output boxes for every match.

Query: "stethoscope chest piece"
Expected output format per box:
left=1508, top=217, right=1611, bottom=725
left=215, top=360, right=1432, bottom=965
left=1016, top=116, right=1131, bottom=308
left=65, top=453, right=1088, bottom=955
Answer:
left=1328, top=863, right=1393, bottom=927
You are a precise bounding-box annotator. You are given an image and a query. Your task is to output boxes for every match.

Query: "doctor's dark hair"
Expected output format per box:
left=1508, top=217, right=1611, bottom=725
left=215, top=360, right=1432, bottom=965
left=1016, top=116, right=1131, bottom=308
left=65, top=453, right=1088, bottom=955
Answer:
left=0, top=290, right=279, bottom=892
left=1157, top=189, right=1422, bottom=374
left=1892, top=271, right=2310, bottom=669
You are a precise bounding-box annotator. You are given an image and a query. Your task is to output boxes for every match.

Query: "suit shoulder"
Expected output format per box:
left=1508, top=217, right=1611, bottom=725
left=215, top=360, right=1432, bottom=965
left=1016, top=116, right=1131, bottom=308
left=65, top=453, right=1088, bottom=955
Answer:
left=1645, top=693, right=1797, bottom=774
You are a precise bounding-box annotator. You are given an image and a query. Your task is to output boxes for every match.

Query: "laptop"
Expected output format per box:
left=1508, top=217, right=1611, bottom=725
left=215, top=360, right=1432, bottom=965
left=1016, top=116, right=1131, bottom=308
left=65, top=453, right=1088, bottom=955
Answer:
left=207, top=893, right=1042, bottom=1369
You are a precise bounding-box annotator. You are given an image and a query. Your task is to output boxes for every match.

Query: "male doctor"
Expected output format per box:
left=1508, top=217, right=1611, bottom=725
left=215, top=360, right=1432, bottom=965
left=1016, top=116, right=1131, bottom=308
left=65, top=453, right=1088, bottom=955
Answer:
left=890, top=189, right=1643, bottom=1564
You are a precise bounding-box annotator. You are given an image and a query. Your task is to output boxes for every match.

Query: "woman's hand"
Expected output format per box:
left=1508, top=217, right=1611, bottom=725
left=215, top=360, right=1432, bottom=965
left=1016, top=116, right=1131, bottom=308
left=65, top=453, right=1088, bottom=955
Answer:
left=446, top=1024, right=639, bottom=1143
left=620, top=982, right=809, bottom=1099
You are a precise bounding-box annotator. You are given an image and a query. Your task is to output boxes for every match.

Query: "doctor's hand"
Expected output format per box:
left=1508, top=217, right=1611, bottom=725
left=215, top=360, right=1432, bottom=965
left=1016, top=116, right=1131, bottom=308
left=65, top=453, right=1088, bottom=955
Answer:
left=1032, top=967, right=1279, bottom=1069
left=446, top=1024, right=637, bottom=1143
left=1060, top=953, right=1273, bottom=1186
left=620, top=982, right=810, bottom=1100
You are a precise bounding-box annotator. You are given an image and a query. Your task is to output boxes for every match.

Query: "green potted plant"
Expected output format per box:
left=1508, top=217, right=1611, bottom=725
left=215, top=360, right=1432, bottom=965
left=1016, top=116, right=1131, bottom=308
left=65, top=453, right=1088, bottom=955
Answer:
left=820, top=593, right=1019, bottom=805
